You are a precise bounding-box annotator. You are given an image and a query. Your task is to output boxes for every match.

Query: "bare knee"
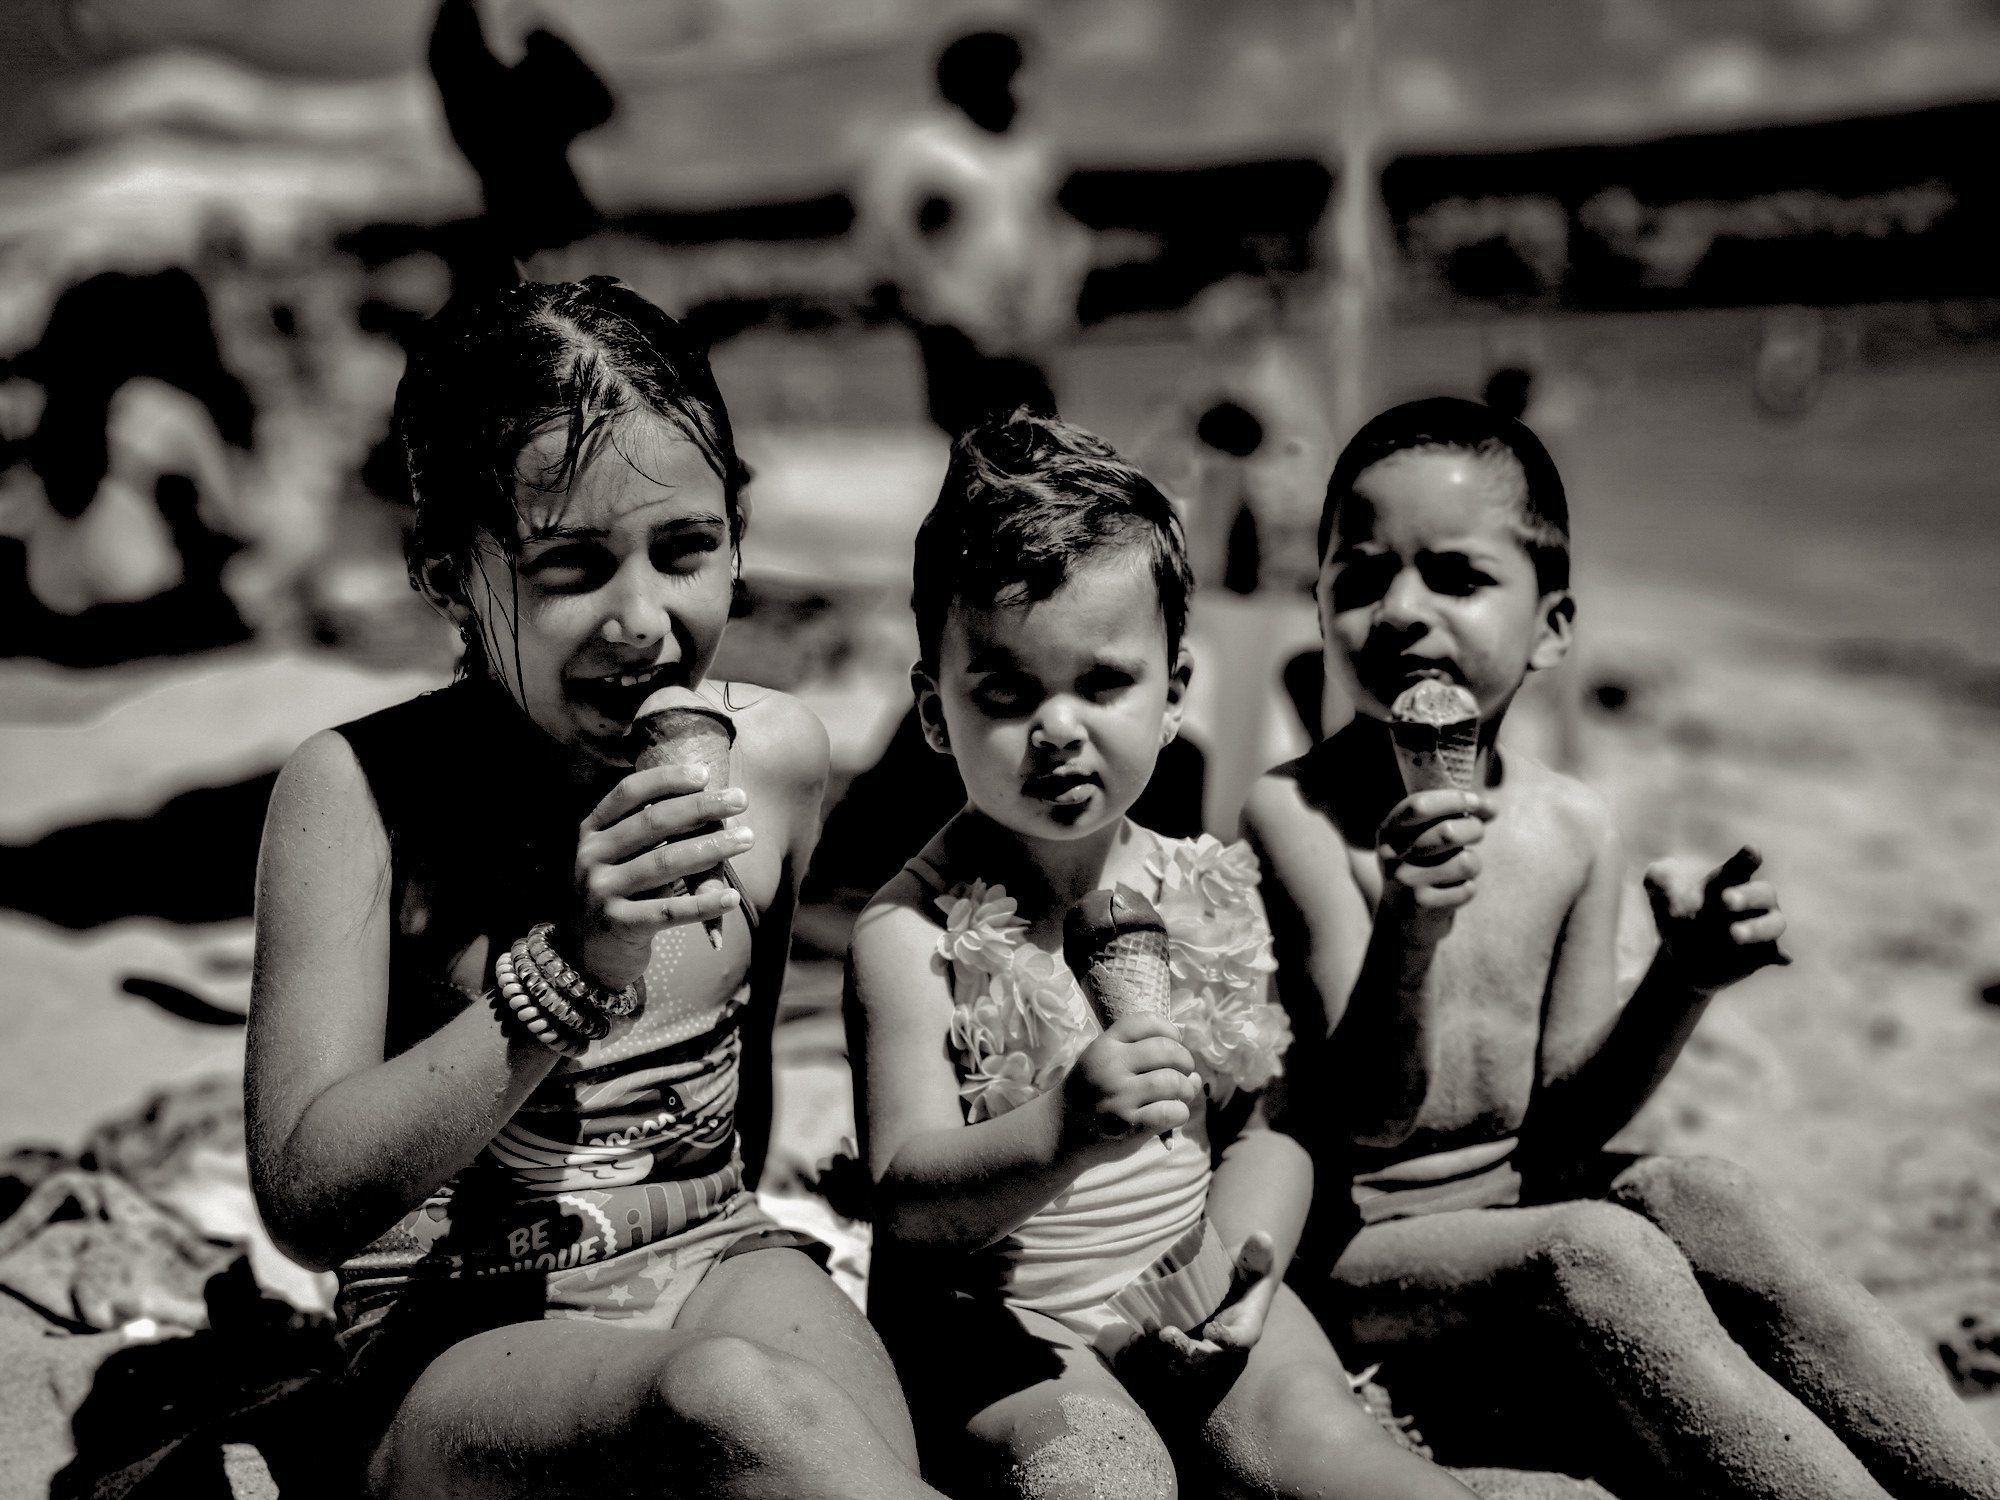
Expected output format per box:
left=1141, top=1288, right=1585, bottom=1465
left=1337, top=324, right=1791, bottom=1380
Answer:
left=1532, top=1199, right=1698, bottom=1324
left=651, top=1332, right=845, bottom=1455
left=985, top=1390, right=1176, bottom=1500
left=1612, top=1153, right=1764, bottom=1222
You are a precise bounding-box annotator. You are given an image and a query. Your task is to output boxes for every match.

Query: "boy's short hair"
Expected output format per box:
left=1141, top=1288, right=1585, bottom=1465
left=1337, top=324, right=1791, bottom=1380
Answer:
left=913, top=408, right=1193, bottom=672
left=1318, top=397, right=1570, bottom=594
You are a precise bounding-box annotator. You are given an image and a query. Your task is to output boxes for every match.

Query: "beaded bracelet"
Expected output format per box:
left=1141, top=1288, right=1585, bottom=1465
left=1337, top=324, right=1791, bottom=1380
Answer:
left=494, top=948, right=588, bottom=1060
left=526, top=922, right=642, bottom=1018
left=510, top=936, right=612, bottom=1042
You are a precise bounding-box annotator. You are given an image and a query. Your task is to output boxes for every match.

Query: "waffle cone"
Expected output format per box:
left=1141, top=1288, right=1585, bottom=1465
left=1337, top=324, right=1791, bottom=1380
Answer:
left=1065, top=885, right=1172, bottom=1029
left=1086, top=930, right=1173, bottom=1024
left=1389, top=681, right=1479, bottom=794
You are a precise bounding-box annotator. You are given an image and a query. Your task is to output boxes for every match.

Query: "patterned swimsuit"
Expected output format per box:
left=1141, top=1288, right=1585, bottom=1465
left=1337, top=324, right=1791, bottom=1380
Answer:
left=324, top=682, right=807, bottom=1412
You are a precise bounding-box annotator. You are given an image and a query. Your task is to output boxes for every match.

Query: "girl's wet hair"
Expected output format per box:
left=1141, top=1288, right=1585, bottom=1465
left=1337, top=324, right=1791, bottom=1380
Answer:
left=913, top=408, right=1193, bottom=671
left=1318, top=396, right=1570, bottom=593
left=394, top=277, right=751, bottom=669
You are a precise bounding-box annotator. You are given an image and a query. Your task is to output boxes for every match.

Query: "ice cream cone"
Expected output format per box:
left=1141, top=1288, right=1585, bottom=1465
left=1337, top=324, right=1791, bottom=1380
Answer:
left=1065, top=884, right=1181, bottom=1147
left=1389, top=680, right=1479, bottom=794
left=633, top=687, right=737, bottom=951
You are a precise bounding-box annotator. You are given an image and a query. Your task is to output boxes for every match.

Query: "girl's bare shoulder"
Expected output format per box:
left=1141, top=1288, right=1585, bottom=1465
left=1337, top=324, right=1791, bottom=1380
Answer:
left=711, top=682, right=829, bottom=792
left=268, top=728, right=386, bottom=838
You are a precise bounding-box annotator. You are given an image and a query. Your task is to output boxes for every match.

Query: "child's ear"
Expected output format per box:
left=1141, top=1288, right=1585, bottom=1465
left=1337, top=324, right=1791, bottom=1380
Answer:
left=415, top=556, right=473, bottom=629
left=1159, top=644, right=1195, bottom=745
left=910, top=663, right=953, bottom=756
left=1528, top=590, right=1576, bottom=674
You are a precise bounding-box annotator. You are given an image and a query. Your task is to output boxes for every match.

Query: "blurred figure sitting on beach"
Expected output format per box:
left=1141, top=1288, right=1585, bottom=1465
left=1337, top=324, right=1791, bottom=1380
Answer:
left=0, top=268, right=258, bottom=667
left=855, top=28, right=1092, bottom=436
left=246, top=278, right=943, bottom=1500
left=1245, top=397, right=2000, bottom=1500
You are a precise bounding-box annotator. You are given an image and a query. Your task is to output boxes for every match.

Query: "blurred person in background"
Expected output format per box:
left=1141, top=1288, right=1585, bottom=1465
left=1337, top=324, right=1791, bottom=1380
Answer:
left=0, top=267, right=257, bottom=666
left=856, top=27, right=1092, bottom=437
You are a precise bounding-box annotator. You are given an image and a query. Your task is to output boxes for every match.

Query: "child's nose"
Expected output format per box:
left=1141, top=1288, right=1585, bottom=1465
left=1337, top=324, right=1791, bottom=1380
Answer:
left=599, top=557, right=676, bottom=651
left=1031, top=697, right=1084, bottom=751
left=1377, top=566, right=1436, bottom=631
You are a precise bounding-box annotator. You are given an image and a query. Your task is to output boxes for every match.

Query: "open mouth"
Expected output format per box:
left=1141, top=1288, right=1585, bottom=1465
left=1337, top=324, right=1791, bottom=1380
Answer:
left=566, top=660, right=682, bottom=730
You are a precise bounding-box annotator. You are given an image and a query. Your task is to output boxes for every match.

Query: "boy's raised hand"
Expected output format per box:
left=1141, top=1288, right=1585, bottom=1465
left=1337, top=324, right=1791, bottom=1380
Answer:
left=1062, top=1013, right=1202, bottom=1157
left=563, top=763, right=753, bottom=990
left=1378, top=790, right=1493, bottom=927
left=1644, top=844, right=1790, bottom=993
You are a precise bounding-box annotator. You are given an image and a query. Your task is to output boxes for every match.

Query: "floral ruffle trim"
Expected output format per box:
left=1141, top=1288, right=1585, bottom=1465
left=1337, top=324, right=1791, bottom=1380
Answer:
left=936, top=835, right=1290, bottom=1123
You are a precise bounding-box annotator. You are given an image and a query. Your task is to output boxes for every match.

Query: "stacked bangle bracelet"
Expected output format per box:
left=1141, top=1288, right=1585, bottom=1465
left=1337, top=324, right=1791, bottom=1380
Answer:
left=494, top=948, right=589, bottom=1060
left=526, top=922, right=642, bottom=1018
left=509, top=936, right=611, bottom=1042
left=492, top=924, right=645, bottom=1061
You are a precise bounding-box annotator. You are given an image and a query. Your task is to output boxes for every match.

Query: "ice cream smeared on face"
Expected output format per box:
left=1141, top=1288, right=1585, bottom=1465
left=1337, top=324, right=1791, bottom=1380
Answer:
left=633, top=686, right=736, bottom=949
left=1389, top=679, right=1479, bottom=793
left=1064, top=884, right=1180, bottom=1147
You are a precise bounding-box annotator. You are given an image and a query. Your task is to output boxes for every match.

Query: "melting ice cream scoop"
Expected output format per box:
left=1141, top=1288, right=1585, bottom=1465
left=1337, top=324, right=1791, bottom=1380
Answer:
left=1065, top=884, right=1181, bottom=1147
left=1389, top=680, right=1480, bottom=795
left=633, top=686, right=737, bottom=951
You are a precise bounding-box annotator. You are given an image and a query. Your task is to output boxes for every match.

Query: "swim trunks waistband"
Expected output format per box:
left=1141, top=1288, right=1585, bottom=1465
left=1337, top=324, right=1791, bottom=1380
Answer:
left=1350, top=1137, right=1522, bottom=1225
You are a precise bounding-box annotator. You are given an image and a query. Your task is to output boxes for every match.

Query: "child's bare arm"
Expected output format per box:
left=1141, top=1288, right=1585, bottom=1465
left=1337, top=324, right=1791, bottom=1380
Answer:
left=247, top=732, right=563, bottom=1271
left=1530, top=825, right=1787, bottom=1156
left=850, top=885, right=1197, bottom=1249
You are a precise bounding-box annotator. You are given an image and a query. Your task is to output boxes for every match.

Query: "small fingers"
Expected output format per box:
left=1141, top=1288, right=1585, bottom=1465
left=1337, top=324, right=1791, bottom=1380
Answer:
left=1710, top=843, right=1764, bottom=891
left=1721, top=880, right=1777, bottom=913
left=593, top=787, right=749, bottom=863
left=610, top=884, right=740, bottom=933
left=1404, top=816, right=1487, bottom=861
left=1119, top=1035, right=1198, bottom=1077
left=617, top=826, right=756, bottom=894
left=1397, top=849, right=1480, bottom=889
left=586, top=763, right=712, bottom=830
left=1102, top=1012, right=1182, bottom=1045
left=1410, top=881, right=1477, bottom=911
left=1380, top=791, right=1490, bottom=841
left=1132, top=1098, right=1193, bottom=1135
left=1647, top=857, right=1723, bottom=926
left=1730, top=912, right=1786, bottom=946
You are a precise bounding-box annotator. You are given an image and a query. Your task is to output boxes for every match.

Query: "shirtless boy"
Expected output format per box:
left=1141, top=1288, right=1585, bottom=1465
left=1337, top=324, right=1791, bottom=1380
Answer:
left=1244, top=397, right=1999, bottom=1500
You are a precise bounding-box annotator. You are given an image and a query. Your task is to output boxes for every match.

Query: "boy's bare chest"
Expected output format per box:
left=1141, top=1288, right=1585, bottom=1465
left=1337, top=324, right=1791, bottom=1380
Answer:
left=1348, top=810, right=1587, bottom=1137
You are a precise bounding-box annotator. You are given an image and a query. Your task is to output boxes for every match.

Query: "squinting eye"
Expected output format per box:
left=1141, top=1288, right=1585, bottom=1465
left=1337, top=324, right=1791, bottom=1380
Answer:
left=970, top=676, right=1036, bottom=715
left=523, top=546, right=611, bottom=591
left=1328, top=553, right=1395, bottom=612
left=1419, top=555, right=1492, bottom=597
left=1078, top=667, right=1135, bottom=700
left=652, top=533, right=722, bottom=574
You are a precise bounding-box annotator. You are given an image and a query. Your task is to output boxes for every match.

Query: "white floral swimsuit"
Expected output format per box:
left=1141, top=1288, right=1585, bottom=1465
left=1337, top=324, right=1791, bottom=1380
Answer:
left=907, top=832, right=1292, bottom=1351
